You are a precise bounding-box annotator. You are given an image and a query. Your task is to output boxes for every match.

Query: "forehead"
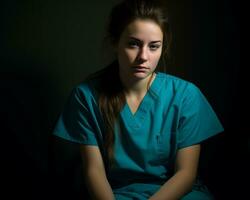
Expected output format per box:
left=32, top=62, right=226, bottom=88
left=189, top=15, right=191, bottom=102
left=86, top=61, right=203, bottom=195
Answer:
left=121, top=19, right=163, bottom=41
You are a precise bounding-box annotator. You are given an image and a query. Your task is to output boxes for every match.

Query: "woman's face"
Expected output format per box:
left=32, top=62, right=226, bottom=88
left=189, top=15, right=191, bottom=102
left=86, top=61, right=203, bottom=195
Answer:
left=117, top=19, right=163, bottom=81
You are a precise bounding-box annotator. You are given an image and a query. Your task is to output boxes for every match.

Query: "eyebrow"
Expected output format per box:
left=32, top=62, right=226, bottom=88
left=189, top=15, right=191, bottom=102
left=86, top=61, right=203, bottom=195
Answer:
left=128, top=36, right=162, bottom=44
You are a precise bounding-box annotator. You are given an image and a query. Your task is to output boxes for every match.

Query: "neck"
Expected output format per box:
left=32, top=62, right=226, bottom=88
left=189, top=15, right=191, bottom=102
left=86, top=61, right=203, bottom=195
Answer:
left=120, top=72, right=155, bottom=97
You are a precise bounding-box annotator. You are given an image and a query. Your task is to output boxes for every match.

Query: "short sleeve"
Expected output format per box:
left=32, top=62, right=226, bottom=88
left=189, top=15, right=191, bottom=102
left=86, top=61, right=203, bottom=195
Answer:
left=177, top=83, right=224, bottom=149
left=52, top=86, right=98, bottom=145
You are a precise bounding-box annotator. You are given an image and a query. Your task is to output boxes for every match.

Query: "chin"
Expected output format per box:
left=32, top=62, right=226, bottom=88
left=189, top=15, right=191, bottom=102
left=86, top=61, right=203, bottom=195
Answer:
left=132, top=72, right=151, bottom=79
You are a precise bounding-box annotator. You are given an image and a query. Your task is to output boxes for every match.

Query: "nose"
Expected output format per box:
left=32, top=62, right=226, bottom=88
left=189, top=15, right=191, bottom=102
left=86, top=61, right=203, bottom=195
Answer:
left=137, top=47, right=148, bottom=62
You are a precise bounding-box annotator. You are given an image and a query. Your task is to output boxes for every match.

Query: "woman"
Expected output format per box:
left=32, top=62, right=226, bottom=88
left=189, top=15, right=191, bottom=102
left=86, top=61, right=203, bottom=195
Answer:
left=53, top=0, right=224, bottom=199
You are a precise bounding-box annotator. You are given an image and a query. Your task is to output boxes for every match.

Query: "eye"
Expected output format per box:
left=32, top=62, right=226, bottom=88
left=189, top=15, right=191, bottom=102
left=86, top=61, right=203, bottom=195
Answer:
left=128, top=40, right=140, bottom=48
left=149, top=44, right=161, bottom=51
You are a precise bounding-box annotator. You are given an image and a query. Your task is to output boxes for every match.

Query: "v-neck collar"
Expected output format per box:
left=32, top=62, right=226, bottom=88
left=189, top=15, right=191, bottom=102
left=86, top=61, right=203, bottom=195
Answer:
left=121, top=72, right=163, bottom=129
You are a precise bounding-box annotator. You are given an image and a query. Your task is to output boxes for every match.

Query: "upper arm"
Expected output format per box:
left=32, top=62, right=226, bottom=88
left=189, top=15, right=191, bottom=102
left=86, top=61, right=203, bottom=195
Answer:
left=175, top=144, right=201, bottom=176
left=80, top=145, right=106, bottom=174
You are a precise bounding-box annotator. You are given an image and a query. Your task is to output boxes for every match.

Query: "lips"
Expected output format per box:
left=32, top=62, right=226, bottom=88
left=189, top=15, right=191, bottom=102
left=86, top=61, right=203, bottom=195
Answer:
left=131, top=66, right=149, bottom=74
left=132, top=65, right=149, bottom=69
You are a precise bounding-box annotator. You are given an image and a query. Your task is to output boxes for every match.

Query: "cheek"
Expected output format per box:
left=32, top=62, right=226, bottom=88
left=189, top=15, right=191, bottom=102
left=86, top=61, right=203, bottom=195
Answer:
left=151, top=52, right=162, bottom=66
left=117, top=49, right=131, bottom=70
left=119, top=49, right=135, bottom=63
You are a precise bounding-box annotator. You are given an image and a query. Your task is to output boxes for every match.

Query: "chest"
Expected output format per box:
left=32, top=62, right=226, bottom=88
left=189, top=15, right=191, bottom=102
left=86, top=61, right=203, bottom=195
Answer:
left=113, top=94, right=179, bottom=168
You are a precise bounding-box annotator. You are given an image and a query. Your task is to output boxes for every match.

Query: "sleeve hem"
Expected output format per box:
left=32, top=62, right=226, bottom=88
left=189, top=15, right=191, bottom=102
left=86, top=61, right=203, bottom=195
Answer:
left=53, top=133, right=98, bottom=146
left=177, top=128, right=224, bottom=150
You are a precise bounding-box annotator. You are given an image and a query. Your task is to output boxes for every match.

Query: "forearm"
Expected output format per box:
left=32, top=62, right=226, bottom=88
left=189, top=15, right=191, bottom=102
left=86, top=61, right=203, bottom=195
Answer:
left=84, top=169, right=115, bottom=200
left=149, top=170, right=196, bottom=200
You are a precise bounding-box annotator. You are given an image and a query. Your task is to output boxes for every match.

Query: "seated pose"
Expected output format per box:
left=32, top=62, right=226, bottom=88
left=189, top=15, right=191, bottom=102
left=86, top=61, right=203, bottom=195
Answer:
left=53, top=0, right=224, bottom=199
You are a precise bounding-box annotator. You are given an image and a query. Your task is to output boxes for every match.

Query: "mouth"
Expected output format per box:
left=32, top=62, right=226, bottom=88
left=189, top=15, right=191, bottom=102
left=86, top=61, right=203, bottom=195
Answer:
left=131, top=66, right=149, bottom=74
left=132, top=65, right=149, bottom=70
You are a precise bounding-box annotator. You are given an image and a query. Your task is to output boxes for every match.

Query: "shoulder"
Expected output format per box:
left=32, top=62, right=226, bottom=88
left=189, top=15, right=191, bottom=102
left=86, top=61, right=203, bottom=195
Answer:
left=154, top=72, right=205, bottom=108
left=156, top=72, right=200, bottom=95
left=74, top=80, right=94, bottom=96
left=70, top=78, right=100, bottom=106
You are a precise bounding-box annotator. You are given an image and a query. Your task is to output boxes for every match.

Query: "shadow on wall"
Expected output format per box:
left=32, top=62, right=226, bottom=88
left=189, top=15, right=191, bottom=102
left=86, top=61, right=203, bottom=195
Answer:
left=0, top=57, right=55, bottom=199
left=0, top=56, right=90, bottom=199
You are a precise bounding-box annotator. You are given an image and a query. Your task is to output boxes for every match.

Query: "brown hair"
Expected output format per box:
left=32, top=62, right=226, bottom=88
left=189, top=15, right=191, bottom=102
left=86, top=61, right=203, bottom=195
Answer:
left=92, top=0, right=172, bottom=166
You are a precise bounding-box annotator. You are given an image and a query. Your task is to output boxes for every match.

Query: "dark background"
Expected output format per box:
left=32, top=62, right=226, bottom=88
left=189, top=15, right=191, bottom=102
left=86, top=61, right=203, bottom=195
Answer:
left=0, top=0, right=245, bottom=199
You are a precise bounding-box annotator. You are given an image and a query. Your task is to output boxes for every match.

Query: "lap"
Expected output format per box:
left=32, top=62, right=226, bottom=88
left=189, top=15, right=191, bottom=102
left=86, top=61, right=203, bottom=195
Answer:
left=113, top=183, right=158, bottom=200
left=114, top=192, right=148, bottom=200
left=182, top=180, right=215, bottom=200
left=113, top=180, right=214, bottom=200
left=181, top=190, right=215, bottom=200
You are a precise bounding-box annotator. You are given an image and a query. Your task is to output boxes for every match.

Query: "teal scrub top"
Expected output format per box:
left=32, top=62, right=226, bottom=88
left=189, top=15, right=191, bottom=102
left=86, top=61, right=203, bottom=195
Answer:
left=53, top=72, right=224, bottom=199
